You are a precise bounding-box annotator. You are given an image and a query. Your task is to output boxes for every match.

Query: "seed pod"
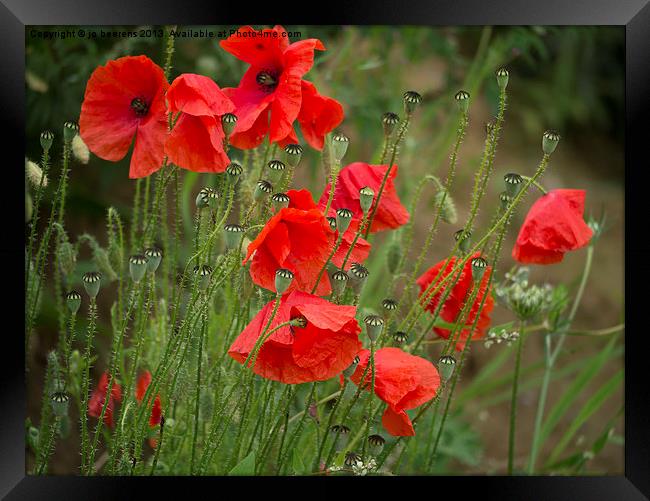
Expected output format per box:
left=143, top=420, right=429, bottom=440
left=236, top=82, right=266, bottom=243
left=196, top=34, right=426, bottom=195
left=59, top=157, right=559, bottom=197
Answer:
left=224, top=223, right=245, bottom=250
left=195, top=187, right=214, bottom=209
left=63, top=121, right=79, bottom=142
left=344, top=451, right=362, bottom=467
left=267, top=160, right=286, bottom=183
left=364, top=315, right=384, bottom=342
left=348, top=263, right=369, bottom=294
left=129, top=254, right=148, bottom=283
left=284, top=144, right=303, bottom=167
left=330, top=424, right=351, bottom=449
left=381, top=112, right=400, bottom=136
left=330, top=270, right=349, bottom=296
left=275, top=268, right=294, bottom=295
left=368, top=434, right=386, bottom=454
left=382, top=298, right=397, bottom=312
left=82, top=271, right=101, bottom=299
left=438, top=355, right=457, bottom=382
left=226, top=162, right=243, bottom=182
left=193, top=264, right=212, bottom=292
left=221, top=113, right=237, bottom=136
left=40, top=130, right=54, bottom=152
left=335, top=208, right=354, bottom=234
left=471, top=256, right=489, bottom=283
left=504, top=173, right=524, bottom=198
left=326, top=216, right=337, bottom=231
left=542, top=130, right=561, bottom=155
left=393, top=331, right=408, bottom=344
left=359, top=186, right=374, bottom=214
left=454, top=229, right=472, bottom=254
left=433, top=190, right=457, bottom=224
left=499, top=191, right=513, bottom=211
left=144, top=247, right=163, bottom=273
left=454, top=90, right=470, bottom=114
left=50, top=391, right=70, bottom=417
left=72, top=135, right=90, bottom=164
left=386, top=239, right=401, bottom=274
left=342, top=355, right=358, bottom=378
left=271, top=192, right=290, bottom=211
left=254, top=180, right=273, bottom=202
left=496, top=67, right=509, bottom=91
left=65, top=290, right=82, bottom=315
left=403, top=90, right=422, bottom=114
left=331, top=132, right=349, bottom=162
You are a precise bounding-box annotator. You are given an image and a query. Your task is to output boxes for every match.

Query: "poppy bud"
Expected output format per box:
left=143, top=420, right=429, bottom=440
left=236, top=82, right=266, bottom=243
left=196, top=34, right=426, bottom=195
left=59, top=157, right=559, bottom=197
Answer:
left=274, top=268, right=294, bottom=295
left=26, top=192, right=33, bottom=223
left=331, top=132, right=349, bottom=162
left=499, top=191, right=513, bottom=210
left=433, top=190, right=458, bottom=224
left=226, top=162, right=243, bottom=182
left=224, top=223, right=245, bottom=249
left=27, top=425, right=40, bottom=452
left=381, top=298, right=397, bottom=313
left=254, top=180, right=273, bottom=202
left=364, top=315, right=384, bottom=342
left=193, top=264, right=212, bottom=292
left=129, top=254, right=148, bottom=283
left=65, top=290, right=82, bottom=315
left=72, top=135, right=90, bottom=164
left=82, top=271, right=101, bottom=299
left=344, top=451, right=362, bottom=467
left=403, top=90, right=422, bottom=114
left=26, top=159, right=48, bottom=188
left=69, top=350, right=81, bottom=377
left=195, top=187, right=214, bottom=209
left=144, top=247, right=163, bottom=273
left=386, top=239, right=401, bottom=274
left=284, top=144, right=303, bottom=167
left=542, top=130, right=561, bottom=155
left=496, top=67, right=509, bottom=91
left=330, top=270, right=349, bottom=296
left=454, top=229, right=472, bottom=254
left=57, top=240, right=76, bottom=277
left=381, top=112, right=400, bottom=136
left=349, top=262, right=369, bottom=294
left=454, top=90, right=470, bottom=114
left=271, top=192, right=290, bottom=211
left=438, top=355, right=457, bottom=382
left=326, top=216, right=337, bottom=231
left=40, top=130, right=54, bottom=152
left=342, top=355, right=359, bottom=378
left=471, top=256, right=489, bottom=283
left=63, top=121, right=79, bottom=142
left=359, top=186, right=375, bottom=214
left=267, top=160, right=286, bottom=183
left=392, top=331, right=408, bottom=344
left=504, top=173, right=524, bottom=198
left=335, top=208, right=354, bottom=234
left=368, top=434, right=386, bottom=454
left=50, top=391, right=70, bottom=417
left=221, top=113, right=237, bottom=136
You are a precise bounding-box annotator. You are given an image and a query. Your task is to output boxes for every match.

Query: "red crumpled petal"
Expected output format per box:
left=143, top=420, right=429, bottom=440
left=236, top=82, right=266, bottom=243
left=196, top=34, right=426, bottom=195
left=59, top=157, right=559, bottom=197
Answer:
left=219, top=26, right=286, bottom=69
left=167, top=73, right=234, bottom=117
left=382, top=406, right=415, bottom=437
left=297, top=80, right=344, bottom=151
left=165, top=115, right=230, bottom=172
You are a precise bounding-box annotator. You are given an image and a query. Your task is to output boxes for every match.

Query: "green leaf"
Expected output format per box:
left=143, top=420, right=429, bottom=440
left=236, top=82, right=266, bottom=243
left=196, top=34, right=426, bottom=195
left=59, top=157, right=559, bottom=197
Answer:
left=291, top=449, right=307, bottom=475
left=228, top=451, right=255, bottom=476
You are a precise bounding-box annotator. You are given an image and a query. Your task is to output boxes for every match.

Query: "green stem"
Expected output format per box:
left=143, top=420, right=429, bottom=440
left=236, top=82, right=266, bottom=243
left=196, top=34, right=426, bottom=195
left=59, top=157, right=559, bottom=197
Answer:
left=507, top=321, right=526, bottom=475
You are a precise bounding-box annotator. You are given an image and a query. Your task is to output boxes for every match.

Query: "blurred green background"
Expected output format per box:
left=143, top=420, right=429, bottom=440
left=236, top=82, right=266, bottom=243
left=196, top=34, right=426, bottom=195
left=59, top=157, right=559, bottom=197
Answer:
left=26, top=25, right=624, bottom=474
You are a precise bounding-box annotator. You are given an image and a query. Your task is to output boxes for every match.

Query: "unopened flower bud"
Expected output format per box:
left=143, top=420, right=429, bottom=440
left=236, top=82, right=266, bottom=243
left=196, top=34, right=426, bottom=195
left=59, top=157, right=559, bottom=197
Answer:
left=335, top=208, right=354, bottom=234
left=72, top=135, right=90, bottom=164
left=496, top=67, right=509, bottom=91
left=454, top=90, right=470, bottom=114
left=144, top=247, right=163, bottom=273
left=359, top=186, right=374, bottom=214
left=271, top=192, right=290, bottom=211
left=392, top=331, right=408, bottom=344
left=331, top=132, right=349, bottom=162
left=454, top=229, right=472, bottom=254
left=267, top=160, right=286, bottom=183
left=129, top=254, right=148, bottom=283
left=403, top=90, right=422, bottom=114
left=193, top=264, right=212, bottom=292
left=542, top=130, right=561, bottom=155
left=364, top=315, right=384, bottom=342
left=57, top=240, right=76, bottom=276
left=330, top=270, right=349, bottom=296
left=386, top=239, right=401, bottom=274
left=82, top=271, right=101, bottom=299
left=331, top=424, right=351, bottom=443
left=40, top=130, right=54, bottom=152
left=438, top=355, right=457, bottom=382
left=63, top=121, right=79, bottom=142
left=471, top=256, right=489, bottom=283
left=504, top=173, right=524, bottom=198
left=26, top=159, right=48, bottom=188
left=433, top=190, right=457, bottom=224
left=348, top=263, right=369, bottom=294
left=221, top=113, right=237, bottom=136
left=65, top=290, right=82, bottom=315
left=275, top=268, right=294, bottom=295
left=224, top=223, right=245, bottom=249
left=284, top=144, right=303, bottom=167
left=254, top=180, right=273, bottom=202
left=499, top=191, right=513, bottom=210
left=226, top=162, right=243, bottom=182
left=381, top=112, right=400, bottom=136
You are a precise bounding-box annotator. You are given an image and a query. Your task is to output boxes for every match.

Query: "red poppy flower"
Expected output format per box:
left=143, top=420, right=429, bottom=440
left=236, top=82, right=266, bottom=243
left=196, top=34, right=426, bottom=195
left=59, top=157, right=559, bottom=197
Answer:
left=79, top=55, right=169, bottom=179
left=221, top=26, right=342, bottom=150
left=165, top=74, right=235, bottom=173
left=351, top=347, right=440, bottom=436
left=317, top=162, right=410, bottom=233
left=417, top=252, right=495, bottom=351
left=135, top=370, right=162, bottom=428
left=228, top=290, right=362, bottom=384
left=88, top=372, right=122, bottom=427
left=512, top=189, right=593, bottom=264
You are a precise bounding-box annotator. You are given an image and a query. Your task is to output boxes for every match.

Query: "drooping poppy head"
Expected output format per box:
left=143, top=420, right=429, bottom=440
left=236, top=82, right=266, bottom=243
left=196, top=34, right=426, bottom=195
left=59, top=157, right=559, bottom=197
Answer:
left=512, top=189, right=593, bottom=264
left=135, top=370, right=162, bottom=428
left=88, top=371, right=122, bottom=428
left=351, top=347, right=440, bottom=436
left=317, top=162, right=409, bottom=233
left=417, top=252, right=495, bottom=351
left=79, top=55, right=169, bottom=179
left=165, top=74, right=235, bottom=173
left=220, top=26, right=342, bottom=150
left=228, top=290, right=362, bottom=384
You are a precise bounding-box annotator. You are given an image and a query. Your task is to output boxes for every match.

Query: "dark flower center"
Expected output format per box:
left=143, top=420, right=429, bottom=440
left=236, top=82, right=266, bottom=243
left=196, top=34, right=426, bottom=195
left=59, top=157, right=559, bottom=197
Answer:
left=256, top=71, right=278, bottom=91
left=131, top=97, right=149, bottom=117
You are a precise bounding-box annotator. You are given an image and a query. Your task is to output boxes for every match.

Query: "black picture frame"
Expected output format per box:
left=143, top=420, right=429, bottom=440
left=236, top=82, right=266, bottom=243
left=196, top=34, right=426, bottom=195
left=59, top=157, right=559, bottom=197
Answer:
left=5, top=1, right=648, bottom=498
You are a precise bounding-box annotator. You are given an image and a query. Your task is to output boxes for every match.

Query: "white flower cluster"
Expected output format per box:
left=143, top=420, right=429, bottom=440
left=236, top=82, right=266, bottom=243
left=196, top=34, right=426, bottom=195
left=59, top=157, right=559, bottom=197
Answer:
left=495, top=267, right=554, bottom=320
left=484, top=328, right=519, bottom=348
left=329, top=457, right=378, bottom=476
